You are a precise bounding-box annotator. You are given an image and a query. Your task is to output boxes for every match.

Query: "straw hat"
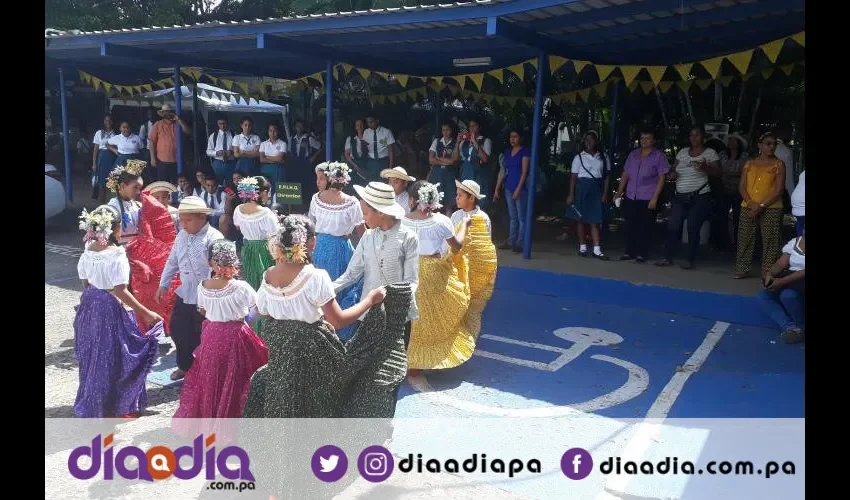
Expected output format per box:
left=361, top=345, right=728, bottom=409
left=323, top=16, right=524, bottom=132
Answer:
left=380, top=166, right=416, bottom=182
left=144, top=181, right=177, bottom=194
left=177, top=196, right=212, bottom=215
left=157, top=104, right=176, bottom=117
left=455, top=179, right=486, bottom=200
left=728, top=132, right=748, bottom=151
left=353, top=182, right=405, bottom=219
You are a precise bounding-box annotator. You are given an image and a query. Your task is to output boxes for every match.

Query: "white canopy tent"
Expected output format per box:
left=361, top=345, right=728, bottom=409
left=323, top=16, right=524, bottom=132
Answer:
left=110, top=83, right=291, bottom=141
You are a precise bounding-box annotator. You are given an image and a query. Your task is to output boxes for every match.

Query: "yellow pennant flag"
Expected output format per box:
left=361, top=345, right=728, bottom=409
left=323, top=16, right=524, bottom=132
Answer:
left=620, top=66, right=642, bottom=87
left=374, top=95, right=386, bottom=105
left=549, top=55, right=568, bottom=73
left=695, top=79, right=713, bottom=91
left=358, top=68, right=371, bottom=81
left=219, top=79, right=233, bottom=91
left=414, top=88, right=426, bottom=99
left=386, top=95, right=397, bottom=104
left=779, top=64, right=795, bottom=76
left=236, top=82, right=251, bottom=97
left=658, top=81, right=674, bottom=93
left=429, top=80, right=442, bottom=92
left=572, top=60, right=590, bottom=75
left=760, top=38, right=786, bottom=64
left=340, top=63, right=354, bottom=76
left=674, top=63, right=693, bottom=81
left=494, top=96, right=506, bottom=105
left=761, top=68, right=774, bottom=80
left=577, top=88, right=591, bottom=102
left=645, top=66, right=667, bottom=87
left=90, top=77, right=101, bottom=91
left=594, top=64, right=616, bottom=83
left=79, top=71, right=90, bottom=83
left=566, top=92, right=577, bottom=105
left=593, top=82, right=608, bottom=99
left=505, top=63, right=525, bottom=81
left=699, top=56, right=725, bottom=79
left=487, top=69, right=504, bottom=84
left=628, top=81, right=639, bottom=93
left=725, top=49, right=754, bottom=75
left=742, top=72, right=754, bottom=82
left=141, top=84, right=153, bottom=93
left=395, top=74, right=409, bottom=88
left=527, top=58, right=537, bottom=69
left=466, top=73, right=484, bottom=92
left=719, top=76, right=735, bottom=87
left=677, top=80, right=692, bottom=92
left=791, top=32, right=805, bottom=47
left=103, top=82, right=113, bottom=94
left=374, top=72, right=389, bottom=81
left=637, top=81, right=653, bottom=95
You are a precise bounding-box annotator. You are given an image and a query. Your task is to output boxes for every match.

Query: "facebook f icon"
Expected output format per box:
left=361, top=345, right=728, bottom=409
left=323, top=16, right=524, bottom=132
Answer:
left=561, top=448, right=593, bottom=480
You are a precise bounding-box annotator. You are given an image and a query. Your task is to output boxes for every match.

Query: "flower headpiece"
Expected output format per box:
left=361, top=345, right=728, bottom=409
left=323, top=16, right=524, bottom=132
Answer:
left=105, top=159, right=146, bottom=193
left=78, top=206, right=118, bottom=245
left=237, top=177, right=260, bottom=201
left=417, top=182, right=444, bottom=212
left=325, top=161, right=352, bottom=186
left=209, top=239, right=240, bottom=279
left=267, top=215, right=311, bottom=264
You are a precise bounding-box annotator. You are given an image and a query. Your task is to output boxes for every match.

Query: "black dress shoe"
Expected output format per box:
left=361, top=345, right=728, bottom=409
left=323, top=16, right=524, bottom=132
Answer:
left=619, top=254, right=634, bottom=261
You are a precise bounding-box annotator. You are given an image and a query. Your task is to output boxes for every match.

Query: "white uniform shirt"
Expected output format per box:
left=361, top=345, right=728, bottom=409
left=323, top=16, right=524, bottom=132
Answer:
left=206, top=130, right=234, bottom=161
left=139, top=120, right=154, bottom=150
left=233, top=133, right=261, bottom=152
left=459, top=137, right=493, bottom=161
left=791, top=170, right=805, bottom=217
left=199, top=188, right=227, bottom=216
left=364, top=126, right=395, bottom=159
left=776, top=140, right=795, bottom=193
left=291, top=134, right=320, bottom=158
left=93, top=130, right=116, bottom=150
left=345, top=136, right=367, bottom=157
left=570, top=151, right=608, bottom=179
left=107, top=134, right=144, bottom=155
left=260, top=139, right=288, bottom=160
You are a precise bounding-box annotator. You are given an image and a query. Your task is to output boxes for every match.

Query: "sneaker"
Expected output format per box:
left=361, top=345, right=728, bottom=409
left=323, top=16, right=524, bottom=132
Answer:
left=781, top=327, right=805, bottom=344
left=498, top=242, right=513, bottom=250
left=593, top=252, right=610, bottom=261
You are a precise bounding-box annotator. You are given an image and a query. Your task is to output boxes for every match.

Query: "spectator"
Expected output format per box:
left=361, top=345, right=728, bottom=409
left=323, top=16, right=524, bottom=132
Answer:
left=149, top=104, right=191, bottom=185
left=757, top=229, right=805, bottom=344
left=428, top=120, right=459, bottom=215
left=106, top=121, right=144, bottom=168
left=363, top=114, right=396, bottom=182
left=717, top=133, right=749, bottom=250
left=206, top=115, right=235, bottom=182
left=232, top=116, right=262, bottom=176
left=92, top=114, right=117, bottom=202
left=493, top=129, right=530, bottom=254
left=775, top=125, right=796, bottom=197
left=457, top=118, right=494, bottom=211
left=615, top=126, right=669, bottom=263
left=344, top=118, right=369, bottom=182
left=259, top=122, right=287, bottom=195
left=172, top=173, right=192, bottom=206
left=199, top=175, right=226, bottom=229
left=734, top=132, right=786, bottom=279
left=791, top=170, right=805, bottom=237
left=138, top=107, right=156, bottom=175
left=565, top=130, right=611, bottom=260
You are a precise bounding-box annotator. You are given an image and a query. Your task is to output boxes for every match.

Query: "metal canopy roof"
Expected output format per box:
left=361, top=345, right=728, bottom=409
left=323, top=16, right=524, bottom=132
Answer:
left=45, top=0, right=805, bottom=82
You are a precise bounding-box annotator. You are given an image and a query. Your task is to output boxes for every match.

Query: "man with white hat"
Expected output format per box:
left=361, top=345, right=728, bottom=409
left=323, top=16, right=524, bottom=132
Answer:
left=452, top=179, right=492, bottom=235
left=380, top=166, right=416, bottom=214
left=148, top=104, right=191, bottom=185
left=155, top=196, right=224, bottom=380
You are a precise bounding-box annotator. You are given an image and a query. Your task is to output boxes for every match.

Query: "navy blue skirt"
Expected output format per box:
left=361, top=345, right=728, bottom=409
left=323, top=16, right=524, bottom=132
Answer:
left=96, top=150, right=117, bottom=187
left=566, top=178, right=604, bottom=224
left=236, top=157, right=259, bottom=176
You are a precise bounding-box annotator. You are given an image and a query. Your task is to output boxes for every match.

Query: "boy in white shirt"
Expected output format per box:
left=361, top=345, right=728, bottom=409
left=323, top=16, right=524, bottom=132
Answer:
left=452, top=179, right=492, bottom=235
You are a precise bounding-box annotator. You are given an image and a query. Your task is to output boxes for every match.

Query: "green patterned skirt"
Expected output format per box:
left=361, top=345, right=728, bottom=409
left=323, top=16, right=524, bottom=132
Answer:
left=241, top=239, right=275, bottom=291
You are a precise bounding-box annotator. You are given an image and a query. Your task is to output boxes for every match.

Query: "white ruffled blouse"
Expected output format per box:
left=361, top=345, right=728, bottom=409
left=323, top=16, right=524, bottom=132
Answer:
left=77, top=246, right=131, bottom=290
left=257, top=265, right=335, bottom=323
left=233, top=205, right=280, bottom=241
left=402, top=213, right=455, bottom=257
left=196, top=279, right=258, bottom=322
left=308, top=193, right=363, bottom=237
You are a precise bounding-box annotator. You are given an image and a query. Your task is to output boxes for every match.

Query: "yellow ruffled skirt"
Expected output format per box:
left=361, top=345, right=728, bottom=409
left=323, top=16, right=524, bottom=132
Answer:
left=407, top=214, right=497, bottom=370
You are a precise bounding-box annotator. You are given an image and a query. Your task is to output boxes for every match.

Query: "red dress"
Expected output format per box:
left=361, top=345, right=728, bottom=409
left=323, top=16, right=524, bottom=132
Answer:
left=126, top=192, right=180, bottom=334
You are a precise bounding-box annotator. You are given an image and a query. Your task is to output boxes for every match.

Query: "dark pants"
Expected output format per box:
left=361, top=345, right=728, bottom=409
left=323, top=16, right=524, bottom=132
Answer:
left=156, top=161, right=178, bottom=186
left=664, top=193, right=712, bottom=264
left=711, top=191, right=742, bottom=250
left=623, top=198, right=656, bottom=259
left=795, top=216, right=805, bottom=237
left=169, top=297, right=205, bottom=371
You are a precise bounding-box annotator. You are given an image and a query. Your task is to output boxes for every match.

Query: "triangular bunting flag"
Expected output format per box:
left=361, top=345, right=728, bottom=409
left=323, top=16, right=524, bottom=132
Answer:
left=141, top=84, right=152, bottom=93
left=487, top=69, right=504, bottom=84
left=374, top=72, right=389, bottom=81
left=677, top=80, right=692, bottom=92
left=90, top=77, right=101, bottom=91
left=779, top=64, right=795, bottom=76
left=761, top=68, right=774, bottom=80
left=577, top=88, right=591, bottom=102
left=725, top=49, right=754, bottom=75
left=236, top=82, right=251, bottom=96
left=395, top=74, right=409, bottom=87
left=505, top=96, right=518, bottom=107
left=358, top=68, right=371, bottom=81
left=645, top=66, right=667, bottom=87
left=505, top=63, right=525, bottom=80
left=527, top=58, right=537, bottom=69
left=594, top=64, right=616, bottom=82
left=760, top=38, right=786, bottom=64
left=466, top=73, right=484, bottom=92
left=791, top=32, right=805, bottom=47
left=719, top=76, right=735, bottom=87
left=572, top=60, right=590, bottom=75
left=659, top=81, right=674, bottom=93
left=674, top=63, right=693, bottom=81
left=619, top=66, right=642, bottom=87
left=566, top=92, right=577, bottom=104
left=592, top=82, right=608, bottom=99
left=640, top=81, right=655, bottom=95
left=699, top=56, right=724, bottom=79
left=695, top=79, right=713, bottom=91
left=103, top=83, right=113, bottom=94
left=628, top=81, right=639, bottom=93
left=374, top=95, right=386, bottom=105
left=742, top=72, right=754, bottom=82
left=79, top=71, right=90, bottom=83
left=219, top=79, right=234, bottom=91
left=386, top=95, right=397, bottom=104
left=549, top=55, right=568, bottom=73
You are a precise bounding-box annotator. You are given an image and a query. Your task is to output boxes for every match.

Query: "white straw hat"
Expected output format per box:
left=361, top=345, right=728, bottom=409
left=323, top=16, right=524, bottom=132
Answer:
left=353, top=182, right=405, bottom=219
left=455, top=179, right=486, bottom=200
left=144, top=181, right=177, bottom=194
left=380, top=166, right=416, bottom=182
left=157, top=104, right=175, bottom=117
left=177, top=196, right=212, bottom=215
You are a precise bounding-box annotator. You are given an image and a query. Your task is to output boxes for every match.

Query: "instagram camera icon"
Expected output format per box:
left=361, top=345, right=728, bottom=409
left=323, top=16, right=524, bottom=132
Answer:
left=358, top=445, right=394, bottom=483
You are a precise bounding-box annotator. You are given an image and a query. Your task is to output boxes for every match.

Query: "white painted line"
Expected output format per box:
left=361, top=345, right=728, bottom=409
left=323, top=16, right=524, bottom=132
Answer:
left=599, top=320, right=730, bottom=498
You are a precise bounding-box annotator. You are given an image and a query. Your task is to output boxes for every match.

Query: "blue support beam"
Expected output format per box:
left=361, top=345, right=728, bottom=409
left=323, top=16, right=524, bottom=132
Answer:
left=295, top=24, right=487, bottom=47
left=607, top=81, right=620, bottom=161
left=325, top=60, right=334, bottom=162
left=58, top=68, right=73, bottom=203
left=486, top=17, right=595, bottom=61
left=174, top=66, right=183, bottom=176
left=523, top=51, right=547, bottom=260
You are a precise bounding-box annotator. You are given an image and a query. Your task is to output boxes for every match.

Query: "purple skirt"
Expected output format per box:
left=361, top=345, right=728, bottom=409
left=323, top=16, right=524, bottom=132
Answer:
left=73, top=287, right=163, bottom=418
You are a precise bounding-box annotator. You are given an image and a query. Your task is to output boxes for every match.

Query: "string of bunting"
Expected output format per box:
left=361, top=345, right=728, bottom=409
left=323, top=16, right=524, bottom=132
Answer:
left=77, top=31, right=803, bottom=106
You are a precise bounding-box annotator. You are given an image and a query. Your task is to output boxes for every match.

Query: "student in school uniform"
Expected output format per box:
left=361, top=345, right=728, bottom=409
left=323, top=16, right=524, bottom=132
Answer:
left=92, top=114, right=117, bottom=202
left=107, top=121, right=145, bottom=169
left=206, top=116, right=235, bottom=182
left=259, top=122, right=287, bottom=196
left=344, top=118, right=370, bottom=182
left=289, top=120, right=321, bottom=211
left=199, top=175, right=227, bottom=229
left=456, top=118, right=494, bottom=211
left=363, top=115, right=396, bottom=182
left=428, top=120, right=459, bottom=215
left=138, top=107, right=156, bottom=171
left=232, top=116, right=262, bottom=176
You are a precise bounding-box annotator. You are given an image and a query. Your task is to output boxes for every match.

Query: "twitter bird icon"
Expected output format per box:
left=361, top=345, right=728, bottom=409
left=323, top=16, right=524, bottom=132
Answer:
left=312, top=445, right=348, bottom=482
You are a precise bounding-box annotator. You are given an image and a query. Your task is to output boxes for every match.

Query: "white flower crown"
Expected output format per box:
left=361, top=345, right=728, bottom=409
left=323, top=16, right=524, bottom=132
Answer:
left=417, top=182, right=444, bottom=211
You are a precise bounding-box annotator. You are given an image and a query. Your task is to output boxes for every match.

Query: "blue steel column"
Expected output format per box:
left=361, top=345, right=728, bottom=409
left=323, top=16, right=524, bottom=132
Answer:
left=325, top=61, right=334, bottom=161
left=608, top=81, right=620, bottom=162
left=173, top=66, right=184, bottom=175
left=523, top=52, right=548, bottom=259
left=58, top=68, right=73, bottom=202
